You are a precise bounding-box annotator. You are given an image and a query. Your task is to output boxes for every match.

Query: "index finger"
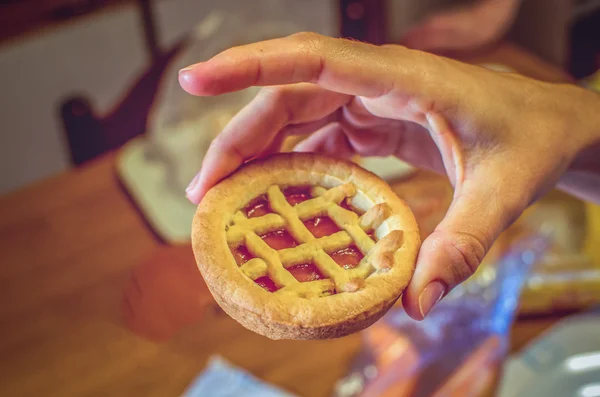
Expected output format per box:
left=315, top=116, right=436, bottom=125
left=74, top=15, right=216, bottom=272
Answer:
left=179, top=32, right=412, bottom=99
left=185, top=84, right=350, bottom=204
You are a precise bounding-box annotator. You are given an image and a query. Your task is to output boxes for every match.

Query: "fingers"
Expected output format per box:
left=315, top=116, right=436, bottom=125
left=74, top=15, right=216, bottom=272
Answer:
left=294, top=114, right=425, bottom=161
left=402, top=165, right=527, bottom=320
left=293, top=122, right=354, bottom=159
left=185, top=84, right=350, bottom=204
left=179, top=32, right=411, bottom=98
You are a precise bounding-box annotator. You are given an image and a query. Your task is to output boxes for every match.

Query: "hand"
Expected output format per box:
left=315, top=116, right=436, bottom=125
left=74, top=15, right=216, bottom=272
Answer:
left=179, top=33, right=600, bottom=319
left=401, top=0, right=521, bottom=53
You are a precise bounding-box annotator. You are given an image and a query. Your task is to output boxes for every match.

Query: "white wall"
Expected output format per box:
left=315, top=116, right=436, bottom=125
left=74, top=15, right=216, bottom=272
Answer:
left=0, top=0, right=336, bottom=194
left=0, top=5, right=147, bottom=194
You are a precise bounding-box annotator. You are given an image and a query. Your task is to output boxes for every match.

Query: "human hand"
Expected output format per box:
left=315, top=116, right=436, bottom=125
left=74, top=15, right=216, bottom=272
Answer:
left=401, top=0, right=521, bottom=53
left=179, top=33, right=598, bottom=320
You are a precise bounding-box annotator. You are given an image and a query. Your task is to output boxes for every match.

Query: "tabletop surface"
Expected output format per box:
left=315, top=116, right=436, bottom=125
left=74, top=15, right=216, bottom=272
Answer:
left=0, top=42, right=575, bottom=397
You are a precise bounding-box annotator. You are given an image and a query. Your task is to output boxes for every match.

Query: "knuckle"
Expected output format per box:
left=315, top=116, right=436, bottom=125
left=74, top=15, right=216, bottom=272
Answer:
left=259, top=86, right=295, bottom=122
left=260, top=85, right=289, bottom=101
left=211, top=134, right=238, bottom=155
left=446, top=232, right=487, bottom=283
left=289, top=31, right=324, bottom=51
left=288, top=32, right=328, bottom=84
left=425, top=230, right=488, bottom=286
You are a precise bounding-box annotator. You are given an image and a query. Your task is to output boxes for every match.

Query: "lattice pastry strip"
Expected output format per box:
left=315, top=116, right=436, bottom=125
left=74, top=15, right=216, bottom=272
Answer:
left=276, top=233, right=360, bottom=292
left=244, top=233, right=298, bottom=286
left=294, top=185, right=355, bottom=220
left=278, top=231, right=354, bottom=264
left=227, top=182, right=404, bottom=297
left=312, top=250, right=364, bottom=292
left=327, top=205, right=374, bottom=255
left=292, top=185, right=382, bottom=261
left=277, top=279, right=335, bottom=299
left=240, top=258, right=268, bottom=280
left=267, top=186, right=315, bottom=244
left=227, top=213, right=286, bottom=246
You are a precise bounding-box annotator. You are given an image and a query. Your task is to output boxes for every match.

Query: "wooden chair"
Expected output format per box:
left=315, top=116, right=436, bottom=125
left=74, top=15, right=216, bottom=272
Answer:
left=59, top=41, right=184, bottom=165
left=59, top=0, right=184, bottom=165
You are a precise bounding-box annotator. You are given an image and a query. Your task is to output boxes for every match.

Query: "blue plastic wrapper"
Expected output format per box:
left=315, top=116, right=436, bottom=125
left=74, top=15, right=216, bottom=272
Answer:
left=333, top=236, right=548, bottom=397
left=183, top=356, right=297, bottom=397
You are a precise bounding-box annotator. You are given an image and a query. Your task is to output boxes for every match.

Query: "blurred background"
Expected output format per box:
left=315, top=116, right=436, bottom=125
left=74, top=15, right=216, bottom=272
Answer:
left=0, top=0, right=335, bottom=193
left=1, top=1, right=600, bottom=396
left=0, top=0, right=599, bottom=194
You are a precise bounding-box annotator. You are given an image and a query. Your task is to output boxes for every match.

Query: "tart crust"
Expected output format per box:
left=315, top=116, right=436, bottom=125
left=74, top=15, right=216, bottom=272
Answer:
left=192, top=153, right=420, bottom=339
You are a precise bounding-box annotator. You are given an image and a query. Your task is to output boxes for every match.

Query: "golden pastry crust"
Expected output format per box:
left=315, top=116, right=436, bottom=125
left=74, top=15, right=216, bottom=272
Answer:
left=192, top=153, right=420, bottom=340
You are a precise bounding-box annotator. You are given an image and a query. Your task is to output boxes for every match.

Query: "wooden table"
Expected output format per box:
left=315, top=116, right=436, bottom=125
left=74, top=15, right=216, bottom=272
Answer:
left=0, top=43, right=577, bottom=397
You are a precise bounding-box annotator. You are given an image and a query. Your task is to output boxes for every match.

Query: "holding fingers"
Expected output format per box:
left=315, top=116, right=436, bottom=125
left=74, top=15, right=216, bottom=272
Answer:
left=179, top=32, right=600, bottom=319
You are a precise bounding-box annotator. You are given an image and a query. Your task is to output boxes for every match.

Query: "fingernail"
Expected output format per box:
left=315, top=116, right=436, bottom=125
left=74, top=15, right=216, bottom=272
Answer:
left=179, top=62, right=201, bottom=75
left=418, top=281, right=446, bottom=319
left=186, top=173, right=201, bottom=195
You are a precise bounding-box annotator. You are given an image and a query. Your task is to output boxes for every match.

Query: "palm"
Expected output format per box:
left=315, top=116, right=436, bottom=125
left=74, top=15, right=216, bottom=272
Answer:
left=298, top=92, right=445, bottom=174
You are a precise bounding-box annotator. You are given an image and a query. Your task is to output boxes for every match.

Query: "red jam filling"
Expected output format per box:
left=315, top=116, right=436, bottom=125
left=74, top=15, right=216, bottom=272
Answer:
left=367, top=230, right=376, bottom=241
left=303, top=216, right=341, bottom=238
left=260, top=230, right=298, bottom=250
left=231, top=245, right=254, bottom=266
left=245, top=195, right=271, bottom=218
left=340, top=198, right=353, bottom=212
left=329, top=245, right=364, bottom=269
left=287, top=263, right=325, bottom=282
left=254, top=276, right=279, bottom=292
left=245, top=187, right=313, bottom=218
left=283, top=186, right=313, bottom=206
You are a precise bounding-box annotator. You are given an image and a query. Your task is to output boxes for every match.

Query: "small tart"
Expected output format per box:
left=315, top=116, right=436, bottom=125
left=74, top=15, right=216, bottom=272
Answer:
left=192, top=153, right=420, bottom=340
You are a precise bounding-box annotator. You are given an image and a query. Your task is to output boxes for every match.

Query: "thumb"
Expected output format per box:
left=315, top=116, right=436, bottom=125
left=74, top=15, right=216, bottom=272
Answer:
left=402, top=169, right=526, bottom=320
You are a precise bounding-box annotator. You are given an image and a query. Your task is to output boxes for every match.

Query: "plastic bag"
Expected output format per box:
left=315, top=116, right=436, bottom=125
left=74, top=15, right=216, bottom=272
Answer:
left=146, top=1, right=335, bottom=192
left=183, top=356, right=296, bottom=397
left=146, top=9, right=291, bottom=191
left=388, top=171, right=600, bottom=315
left=333, top=236, right=548, bottom=397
